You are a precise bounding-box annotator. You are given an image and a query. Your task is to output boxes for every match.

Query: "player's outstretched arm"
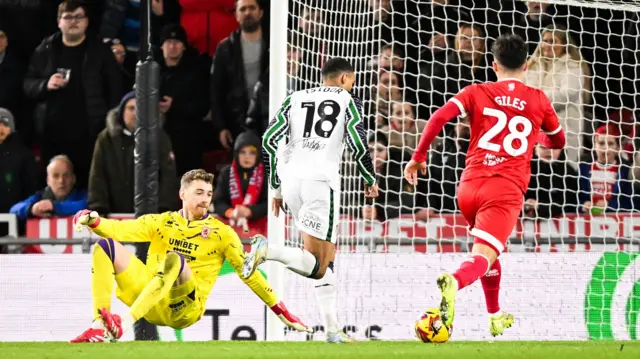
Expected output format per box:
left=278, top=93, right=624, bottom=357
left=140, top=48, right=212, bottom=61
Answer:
left=72, top=209, right=155, bottom=242
left=345, top=96, right=376, bottom=187
left=405, top=101, right=461, bottom=184
left=222, top=228, right=311, bottom=333
left=262, top=96, right=291, bottom=192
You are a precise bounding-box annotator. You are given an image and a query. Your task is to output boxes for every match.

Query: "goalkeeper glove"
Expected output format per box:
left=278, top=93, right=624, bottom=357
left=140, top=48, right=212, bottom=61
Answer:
left=73, top=209, right=101, bottom=231
left=270, top=301, right=312, bottom=333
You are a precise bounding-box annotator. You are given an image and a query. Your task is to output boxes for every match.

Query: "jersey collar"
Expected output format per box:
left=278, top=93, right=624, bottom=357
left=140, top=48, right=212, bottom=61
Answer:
left=497, top=78, right=524, bottom=83
left=178, top=209, right=209, bottom=221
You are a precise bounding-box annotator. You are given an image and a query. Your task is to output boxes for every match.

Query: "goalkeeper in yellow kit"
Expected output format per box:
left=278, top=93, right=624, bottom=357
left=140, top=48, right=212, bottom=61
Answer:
left=70, top=169, right=310, bottom=343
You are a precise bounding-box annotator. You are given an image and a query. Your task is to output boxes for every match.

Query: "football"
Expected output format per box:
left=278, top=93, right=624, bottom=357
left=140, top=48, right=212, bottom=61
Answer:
left=414, top=308, right=452, bottom=343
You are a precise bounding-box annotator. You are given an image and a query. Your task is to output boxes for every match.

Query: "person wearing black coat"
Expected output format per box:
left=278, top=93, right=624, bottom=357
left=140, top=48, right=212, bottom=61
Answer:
left=210, top=9, right=269, bottom=149
left=157, top=24, right=210, bottom=177
left=23, top=3, right=122, bottom=189
left=0, top=109, right=39, bottom=214
left=525, top=146, right=580, bottom=218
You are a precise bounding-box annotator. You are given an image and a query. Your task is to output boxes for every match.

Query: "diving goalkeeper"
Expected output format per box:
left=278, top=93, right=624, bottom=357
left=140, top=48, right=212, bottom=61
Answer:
left=70, top=169, right=310, bottom=343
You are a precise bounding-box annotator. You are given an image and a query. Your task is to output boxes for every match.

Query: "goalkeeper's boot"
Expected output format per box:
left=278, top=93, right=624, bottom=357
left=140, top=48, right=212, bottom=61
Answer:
left=99, top=308, right=124, bottom=341
left=489, top=312, right=514, bottom=337
left=436, top=273, right=458, bottom=328
left=242, top=234, right=268, bottom=279
left=326, top=330, right=356, bottom=343
left=69, top=328, right=109, bottom=343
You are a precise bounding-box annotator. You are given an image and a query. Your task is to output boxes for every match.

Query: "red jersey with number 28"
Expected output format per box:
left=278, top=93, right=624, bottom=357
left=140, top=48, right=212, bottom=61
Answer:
left=450, top=79, right=562, bottom=193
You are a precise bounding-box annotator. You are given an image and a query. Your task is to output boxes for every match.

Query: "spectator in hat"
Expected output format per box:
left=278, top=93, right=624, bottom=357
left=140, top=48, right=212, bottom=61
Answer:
left=88, top=90, right=177, bottom=217
left=157, top=23, right=210, bottom=177
left=0, top=108, right=39, bottom=214
left=0, top=28, right=29, bottom=142
left=213, top=131, right=268, bottom=230
left=578, top=124, right=637, bottom=214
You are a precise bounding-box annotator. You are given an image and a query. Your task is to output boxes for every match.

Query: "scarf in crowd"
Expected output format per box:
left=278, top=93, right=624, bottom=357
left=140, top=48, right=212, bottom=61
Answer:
left=229, top=161, right=264, bottom=207
left=590, top=161, right=619, bottom=203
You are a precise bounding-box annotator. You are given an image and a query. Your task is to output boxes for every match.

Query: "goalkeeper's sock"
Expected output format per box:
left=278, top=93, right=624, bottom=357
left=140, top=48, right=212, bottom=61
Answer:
left=452, top=254, right=490, bottom=290
left=92, top=238, right=116, bottom=321
left=129, top=253, right=183, bottom=322
left=314, top=261, right=339, bottom=333
left=481, top=258, right=502, bottom=314
left=267, top=246, right=319, bottom=277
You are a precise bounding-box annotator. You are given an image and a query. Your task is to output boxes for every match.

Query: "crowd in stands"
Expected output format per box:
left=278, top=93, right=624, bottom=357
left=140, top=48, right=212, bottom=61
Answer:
left=1, top=0, right=640, bottom=240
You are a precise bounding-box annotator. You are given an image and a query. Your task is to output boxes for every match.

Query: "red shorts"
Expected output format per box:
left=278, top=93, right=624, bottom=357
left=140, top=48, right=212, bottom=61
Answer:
left=457, top=176, right=523, bottom=254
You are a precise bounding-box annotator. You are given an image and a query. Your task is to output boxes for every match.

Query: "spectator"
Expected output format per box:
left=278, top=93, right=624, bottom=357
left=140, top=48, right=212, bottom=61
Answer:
left=525, top=24, right=591, bottom=167
left=381, top=102, right=424, bottom=154
left=10, top=155, right=87, bottom=221
left=0, top=108, right=39, bottom=214
left=525, top=143, right=580, bottom=219
left=0, top=28, right=28, bottom=140
left=179, top=0, right=239, bottom=58
left=367, top=70, right=403, bottom=129
left=211, top=0, right=268, bottom=150
left=427, top=116, right=470, bottom=214
left=418, top=23, right=496, bottom=119
left=408, top=0, right=471, bottom=59
left=88, top=91, right=177, bottom=216
left=295, top=6, right=325, bottom=88
left=158, top=24, right=210, bottom=177
left=361, top=132, right=430, bottom=222
left=214, top=131, right=268, bottom=228
left=109, top=38, right=134, bottom=95
left=100, top=0, right=181, bottom=53
left=578, top=125, right=635, bottom=214
left=511, top=1, right=557, bottom=55
left=23, top=1, right=122, bottom=190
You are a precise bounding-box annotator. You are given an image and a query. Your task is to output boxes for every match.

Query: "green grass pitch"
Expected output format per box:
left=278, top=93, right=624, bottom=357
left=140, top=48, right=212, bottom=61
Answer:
left=1, top=341, right=638, bottom=359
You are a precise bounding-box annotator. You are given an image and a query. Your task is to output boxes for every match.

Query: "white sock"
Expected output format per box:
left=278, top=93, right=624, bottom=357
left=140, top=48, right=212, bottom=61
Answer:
left=267, top=246, right=318, bottom=277
left=490, top=310, right=503, bottom=318
left=92, top=318, right=105, bottom=330
left=121, top=312, right=136, bottom=334
left=314, top=265, right=339, bottom=333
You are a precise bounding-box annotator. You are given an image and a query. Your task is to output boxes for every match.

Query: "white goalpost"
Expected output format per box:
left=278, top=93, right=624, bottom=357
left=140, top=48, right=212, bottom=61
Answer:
left=267, top=0, right=640, bottom=342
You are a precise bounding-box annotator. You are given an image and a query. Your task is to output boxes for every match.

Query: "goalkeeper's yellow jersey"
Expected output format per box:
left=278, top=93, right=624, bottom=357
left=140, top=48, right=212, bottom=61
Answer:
left=90, top=211, right=278, bottom=307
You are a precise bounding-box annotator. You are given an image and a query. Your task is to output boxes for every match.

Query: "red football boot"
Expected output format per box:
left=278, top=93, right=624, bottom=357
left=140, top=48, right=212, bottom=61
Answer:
left=69, top=328, right=108, bottom=343
left=99, top=308, right=124, bottom=340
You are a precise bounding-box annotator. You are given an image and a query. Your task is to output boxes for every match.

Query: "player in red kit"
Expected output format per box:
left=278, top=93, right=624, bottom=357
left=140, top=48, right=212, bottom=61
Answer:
left=405, top=34, right=566, bottom=336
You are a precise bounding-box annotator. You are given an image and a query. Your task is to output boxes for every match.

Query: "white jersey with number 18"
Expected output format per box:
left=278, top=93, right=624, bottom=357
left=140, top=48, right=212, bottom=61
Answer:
left=262, top=86, right=376, bottom=191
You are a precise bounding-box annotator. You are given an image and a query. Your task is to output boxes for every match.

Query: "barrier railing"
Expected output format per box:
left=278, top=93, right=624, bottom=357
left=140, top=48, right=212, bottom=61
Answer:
left=1, top=212, right=639, bottom=254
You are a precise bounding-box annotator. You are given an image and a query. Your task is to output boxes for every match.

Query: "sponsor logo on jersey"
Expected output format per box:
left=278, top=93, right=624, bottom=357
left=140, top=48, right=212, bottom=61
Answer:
left=483, top=153, right=506, bottom=167
left=201, top=226, right=210, bottom=239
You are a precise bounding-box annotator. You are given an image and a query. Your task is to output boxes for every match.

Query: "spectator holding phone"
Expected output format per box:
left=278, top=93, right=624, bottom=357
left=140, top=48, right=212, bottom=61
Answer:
left=23, top=1, right=122, bottom=190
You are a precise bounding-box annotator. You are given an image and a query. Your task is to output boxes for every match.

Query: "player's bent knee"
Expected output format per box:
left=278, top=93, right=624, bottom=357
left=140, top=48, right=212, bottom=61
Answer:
left=95, top=238, right=116, bottom=263
left=164, top=251, right=184, bottom=273
left=313, top=266, right=327, bottom=280
left=471, top=243, right=499, bottom=266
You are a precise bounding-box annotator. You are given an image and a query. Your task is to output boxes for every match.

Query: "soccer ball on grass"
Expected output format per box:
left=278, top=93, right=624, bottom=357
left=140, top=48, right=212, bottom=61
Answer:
left=414, top=308, right=452, bottom=343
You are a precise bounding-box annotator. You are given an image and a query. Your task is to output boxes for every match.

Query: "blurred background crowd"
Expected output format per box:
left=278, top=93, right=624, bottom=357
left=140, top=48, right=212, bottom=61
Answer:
left=1, top=0, right=640, bottom=237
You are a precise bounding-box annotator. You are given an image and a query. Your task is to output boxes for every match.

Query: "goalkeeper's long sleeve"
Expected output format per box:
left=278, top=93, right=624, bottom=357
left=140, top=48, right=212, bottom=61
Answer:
left=345, top=96, right=376, bottom=186
left=223, top=228, right=278, bottom=306
left=262, top=96, right=291, bottom=190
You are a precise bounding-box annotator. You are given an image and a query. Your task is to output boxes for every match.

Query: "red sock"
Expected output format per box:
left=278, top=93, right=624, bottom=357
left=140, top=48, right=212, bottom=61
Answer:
left=481, top=259, right=501, bottom=314
left=452, top=254, right=489, bottom=290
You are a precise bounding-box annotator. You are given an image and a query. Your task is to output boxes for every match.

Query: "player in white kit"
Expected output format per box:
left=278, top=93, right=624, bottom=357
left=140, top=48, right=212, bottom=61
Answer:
left=242, top=58, right=378, bottom=343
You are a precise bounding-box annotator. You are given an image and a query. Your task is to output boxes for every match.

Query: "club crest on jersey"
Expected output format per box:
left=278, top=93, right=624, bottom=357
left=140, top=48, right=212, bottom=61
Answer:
left=201, top=226, right=210, bottom=239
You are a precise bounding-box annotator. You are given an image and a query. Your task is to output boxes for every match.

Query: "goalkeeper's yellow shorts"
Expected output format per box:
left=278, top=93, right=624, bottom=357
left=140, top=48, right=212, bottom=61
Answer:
left=114, top=255, right=204, bottom=329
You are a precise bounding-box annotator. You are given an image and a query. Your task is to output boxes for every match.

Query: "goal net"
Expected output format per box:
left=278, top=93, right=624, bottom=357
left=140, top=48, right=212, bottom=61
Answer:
left=275, top=0, right=640, bottom=341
